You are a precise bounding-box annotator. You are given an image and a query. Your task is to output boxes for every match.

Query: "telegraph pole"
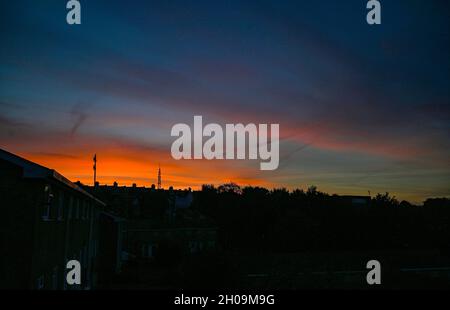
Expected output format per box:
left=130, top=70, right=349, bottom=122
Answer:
left=93, top=154, right=97, bottom=185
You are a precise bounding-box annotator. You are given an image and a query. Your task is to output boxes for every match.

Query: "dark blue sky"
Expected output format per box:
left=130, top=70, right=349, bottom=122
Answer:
left=1, top=0, right=449, bottom=202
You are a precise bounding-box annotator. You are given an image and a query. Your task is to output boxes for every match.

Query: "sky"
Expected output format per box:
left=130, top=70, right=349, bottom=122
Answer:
left=1, top=0, right=449, bottom=203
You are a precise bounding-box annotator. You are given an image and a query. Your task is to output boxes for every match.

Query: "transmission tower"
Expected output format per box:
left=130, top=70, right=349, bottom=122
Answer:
left=157, top=164, right=162, bottom=189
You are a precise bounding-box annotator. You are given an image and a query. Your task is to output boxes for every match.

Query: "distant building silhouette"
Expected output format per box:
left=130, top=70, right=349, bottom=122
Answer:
left=78, top=183, right=217, bottom=262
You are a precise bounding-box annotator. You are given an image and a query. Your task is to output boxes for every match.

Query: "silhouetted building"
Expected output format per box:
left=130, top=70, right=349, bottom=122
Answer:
left=125, top=212, right=218, bottom=260
left=0, top=148, right=105, bottom=289
left=97, top=212, right=125, bottom=286
left=79, top=183, right=151, bottom=218
left=78, top=183, right=217, bottom=260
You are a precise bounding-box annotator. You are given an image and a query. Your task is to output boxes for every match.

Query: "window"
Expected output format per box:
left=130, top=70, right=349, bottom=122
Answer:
left=42, top=185, right=53, bottom=220
left=57, top=192, right=64, bottom=221
left=68, top=196, right=73, bottom=220
left=81, top=201, right=86, bottom=220
left=93, top=240, right=97, bottom=257
left=36, top=276, right=44, bottom=290
left=86, top=204, right=90, bottom=220
left=75, top=199, right=80, bottom=219
left=52, top=267, right=58, bottom=289
left=148, top=244, right=155, bottom=257
left=84, top=245, right=88, bottom=265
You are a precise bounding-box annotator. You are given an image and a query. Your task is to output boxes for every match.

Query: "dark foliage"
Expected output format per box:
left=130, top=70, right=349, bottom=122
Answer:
left=193, top=185, right=450, bottom=253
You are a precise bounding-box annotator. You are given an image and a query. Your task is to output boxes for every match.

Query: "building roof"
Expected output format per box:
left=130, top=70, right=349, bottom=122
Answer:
left=0, top=148, right=105, bottom=206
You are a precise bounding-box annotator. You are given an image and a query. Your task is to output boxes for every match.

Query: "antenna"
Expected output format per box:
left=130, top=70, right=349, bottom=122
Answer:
left=93, top=154, right=97, bottom=185
left=157, top=164, right=162, bottom=189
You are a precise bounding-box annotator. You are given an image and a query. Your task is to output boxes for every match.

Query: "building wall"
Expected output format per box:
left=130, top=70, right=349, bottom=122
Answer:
left=97, top=213, right=124, bottom=286
left=0, top=159, right=102, bottom=289
left=0, top=161, right=34, bottom=289
left=30, top=181, right=101, bottom=290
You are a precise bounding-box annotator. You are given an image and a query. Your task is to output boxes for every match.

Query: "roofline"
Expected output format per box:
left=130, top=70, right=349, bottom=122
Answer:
left=0, top=148, right=105, bottom=206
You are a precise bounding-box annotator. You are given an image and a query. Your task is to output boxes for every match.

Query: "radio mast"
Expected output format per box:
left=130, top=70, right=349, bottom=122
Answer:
left=157, top=164, right=162, bottom=189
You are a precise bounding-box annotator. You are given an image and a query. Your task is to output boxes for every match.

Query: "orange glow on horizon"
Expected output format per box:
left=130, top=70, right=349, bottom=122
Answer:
left=18, top=148, right=275, bottom=190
